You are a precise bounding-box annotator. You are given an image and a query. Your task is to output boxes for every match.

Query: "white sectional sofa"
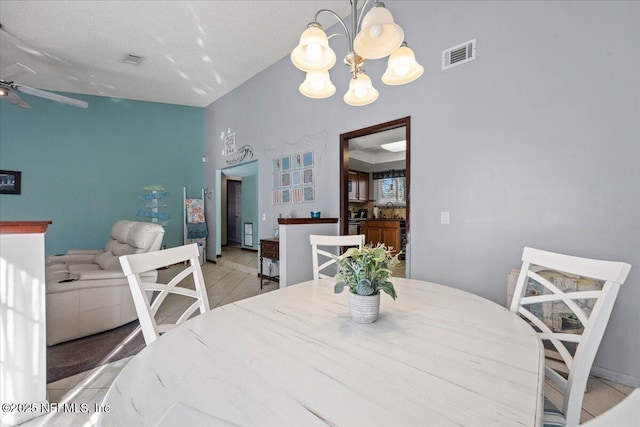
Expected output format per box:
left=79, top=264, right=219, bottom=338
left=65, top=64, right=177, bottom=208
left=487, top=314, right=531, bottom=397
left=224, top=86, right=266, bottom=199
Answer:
left=45, top=220, right=165, bottom=345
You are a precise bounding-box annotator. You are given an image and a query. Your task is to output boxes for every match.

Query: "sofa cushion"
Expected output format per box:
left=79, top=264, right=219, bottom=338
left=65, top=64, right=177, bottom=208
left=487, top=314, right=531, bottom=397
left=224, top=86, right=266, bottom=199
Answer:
left=95, top=251, right=118, bottom=270
left=127, top=222, right=166, bottom=250
left=69, top=263, right=100, bottom=272
left=110, top=220, right=135, bottom=245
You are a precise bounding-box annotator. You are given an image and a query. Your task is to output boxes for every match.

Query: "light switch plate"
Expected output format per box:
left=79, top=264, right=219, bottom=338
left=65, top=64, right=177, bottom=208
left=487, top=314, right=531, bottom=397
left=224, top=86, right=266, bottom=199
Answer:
left=441, top=211, right=450, bottom=225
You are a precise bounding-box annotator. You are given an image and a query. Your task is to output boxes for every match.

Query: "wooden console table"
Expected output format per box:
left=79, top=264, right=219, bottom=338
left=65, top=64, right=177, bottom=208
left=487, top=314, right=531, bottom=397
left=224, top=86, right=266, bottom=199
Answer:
left=259, top=238, right=279, bottom=289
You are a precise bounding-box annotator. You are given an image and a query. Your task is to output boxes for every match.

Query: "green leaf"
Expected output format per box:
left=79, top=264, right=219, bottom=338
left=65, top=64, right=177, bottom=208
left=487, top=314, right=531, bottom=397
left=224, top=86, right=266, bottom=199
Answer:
left=378, top=281, right=398, bottom=300
left=343, top=247, right=360, bottom=258
left=334, top=281, right=345, bottom=294
left=356, top=278, right=374, bottom=296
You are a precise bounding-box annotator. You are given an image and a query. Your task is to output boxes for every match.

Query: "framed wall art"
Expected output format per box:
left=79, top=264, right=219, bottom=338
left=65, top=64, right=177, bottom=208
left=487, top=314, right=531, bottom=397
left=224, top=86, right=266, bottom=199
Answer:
left=0, top=170, right=21, bottom=195
left=272, top=150, right=315, bottom=204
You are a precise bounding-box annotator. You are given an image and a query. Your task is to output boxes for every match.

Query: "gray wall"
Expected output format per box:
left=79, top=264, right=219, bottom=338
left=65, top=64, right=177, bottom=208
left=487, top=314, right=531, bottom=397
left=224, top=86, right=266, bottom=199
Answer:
left=204, top=1, right=640, bottom=385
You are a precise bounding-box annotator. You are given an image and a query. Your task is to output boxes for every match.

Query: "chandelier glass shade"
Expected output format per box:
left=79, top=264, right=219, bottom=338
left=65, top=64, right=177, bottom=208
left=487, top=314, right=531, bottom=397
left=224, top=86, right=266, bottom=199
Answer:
left=290, top=24, right=337, bottom=72
left=299, top=70, right=337, bottom=99
left=291, top=0, right=423, bottom=106
left=353, top=4, right=404, bottom=60
left=343, top=71, right=379, bottom=106
left=381, top=42, right=424, bottom=85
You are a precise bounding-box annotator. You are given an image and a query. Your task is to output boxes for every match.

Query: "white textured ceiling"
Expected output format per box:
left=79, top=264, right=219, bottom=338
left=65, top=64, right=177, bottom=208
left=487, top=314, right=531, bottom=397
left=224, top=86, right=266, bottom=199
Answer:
left=0, top=1, right=353, bottom=108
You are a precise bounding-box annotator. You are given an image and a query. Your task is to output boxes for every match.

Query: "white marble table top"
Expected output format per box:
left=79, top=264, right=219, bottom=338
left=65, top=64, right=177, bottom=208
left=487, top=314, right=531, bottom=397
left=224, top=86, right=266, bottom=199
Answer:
left=99, top=278, right=544, bottom=426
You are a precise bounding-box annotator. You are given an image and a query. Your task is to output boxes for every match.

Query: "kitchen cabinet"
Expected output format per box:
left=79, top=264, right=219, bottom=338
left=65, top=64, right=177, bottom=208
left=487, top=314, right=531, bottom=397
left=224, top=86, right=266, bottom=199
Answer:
left=361, top=220, right=401, bottom=253
left=348, top=170, right=369, bottom=203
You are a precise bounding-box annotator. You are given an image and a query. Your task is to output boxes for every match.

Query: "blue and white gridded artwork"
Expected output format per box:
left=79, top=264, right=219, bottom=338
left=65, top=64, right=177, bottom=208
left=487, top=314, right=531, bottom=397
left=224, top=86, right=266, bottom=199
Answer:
left=281, top=156, right=291, bottom=171
left=302, top=151, right=313, bottom=167
left=303, top=186, right=314, bottom=202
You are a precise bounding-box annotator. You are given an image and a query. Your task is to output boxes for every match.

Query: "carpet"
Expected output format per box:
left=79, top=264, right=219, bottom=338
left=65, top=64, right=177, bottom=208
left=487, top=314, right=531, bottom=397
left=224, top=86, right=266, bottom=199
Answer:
left=47, top=320, right=146, bottom=383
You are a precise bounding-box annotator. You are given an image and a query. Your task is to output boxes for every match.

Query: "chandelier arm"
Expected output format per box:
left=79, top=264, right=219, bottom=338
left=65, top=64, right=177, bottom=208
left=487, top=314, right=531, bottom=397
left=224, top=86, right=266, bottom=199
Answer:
left=314, top=9, right=352, bottom=47
left=327, top=33, right=347, bottom=41
left=355, top=0, right=374, bottom=35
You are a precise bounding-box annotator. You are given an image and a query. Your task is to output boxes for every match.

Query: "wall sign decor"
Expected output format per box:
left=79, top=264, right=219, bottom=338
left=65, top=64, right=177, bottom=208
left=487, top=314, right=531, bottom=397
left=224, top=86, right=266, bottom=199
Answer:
left=0, top=170, right=21, bottom=195
left=137, top=185, right=170, bottom=227
left=220, top=127, right=254, bottom=165
left=271, top=150, right=314, bottom=205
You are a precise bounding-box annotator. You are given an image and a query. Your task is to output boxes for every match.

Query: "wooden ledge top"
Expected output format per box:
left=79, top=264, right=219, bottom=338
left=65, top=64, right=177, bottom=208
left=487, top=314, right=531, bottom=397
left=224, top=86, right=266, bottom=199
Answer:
left=0, top=221, right=53, bottom=234
left=278, top=218, right=339, bottom=225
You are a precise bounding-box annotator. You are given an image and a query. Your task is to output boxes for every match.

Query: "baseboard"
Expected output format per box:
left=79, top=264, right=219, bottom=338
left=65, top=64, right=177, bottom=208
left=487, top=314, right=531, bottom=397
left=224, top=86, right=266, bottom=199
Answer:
left=591, top=366, right=640, bottom=388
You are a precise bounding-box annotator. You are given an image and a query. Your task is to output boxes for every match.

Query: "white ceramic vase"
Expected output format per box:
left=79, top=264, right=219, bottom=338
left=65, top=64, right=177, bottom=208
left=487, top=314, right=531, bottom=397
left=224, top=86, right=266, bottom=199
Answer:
left=349, top=292, right=380, bottom=323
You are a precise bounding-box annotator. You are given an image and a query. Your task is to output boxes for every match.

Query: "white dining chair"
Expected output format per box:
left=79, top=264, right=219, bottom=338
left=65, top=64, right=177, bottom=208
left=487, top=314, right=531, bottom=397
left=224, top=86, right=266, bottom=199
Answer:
left=509, top=247, right=631, bottom=427
left=581, top=388, right=639, bottom=426
left=309, top=234, right=364, bottom=280
left=119, top=243, right=210, bottom=345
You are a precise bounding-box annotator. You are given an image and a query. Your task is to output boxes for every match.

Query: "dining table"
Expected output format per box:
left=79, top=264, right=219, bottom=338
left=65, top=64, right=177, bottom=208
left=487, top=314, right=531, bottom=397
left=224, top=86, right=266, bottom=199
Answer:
left=98, top=278, right=544, bottom=426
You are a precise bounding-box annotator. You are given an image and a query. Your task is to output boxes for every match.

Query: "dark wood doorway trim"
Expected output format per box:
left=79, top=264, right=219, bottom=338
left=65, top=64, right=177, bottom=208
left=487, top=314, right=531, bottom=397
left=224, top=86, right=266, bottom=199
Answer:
left=339, top=116, right=411, bottom=236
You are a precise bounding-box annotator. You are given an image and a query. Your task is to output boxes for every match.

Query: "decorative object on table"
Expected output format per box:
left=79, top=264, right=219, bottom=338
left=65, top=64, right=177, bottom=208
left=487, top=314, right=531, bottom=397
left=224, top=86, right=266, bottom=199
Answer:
left=291, top=0, right=423, bottom=106
left=334, top=243, right=401, bottom=323
left=310, top=211, right=321, bottom=218
left=0, top=169, right=21, bottom=195
left=137, top=185, right=170, bottom=226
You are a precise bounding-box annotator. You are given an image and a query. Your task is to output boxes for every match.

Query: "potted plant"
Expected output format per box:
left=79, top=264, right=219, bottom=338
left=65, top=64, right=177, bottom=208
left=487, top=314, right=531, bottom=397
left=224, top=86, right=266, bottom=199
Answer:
left=334, top=243, right=401, bottom=323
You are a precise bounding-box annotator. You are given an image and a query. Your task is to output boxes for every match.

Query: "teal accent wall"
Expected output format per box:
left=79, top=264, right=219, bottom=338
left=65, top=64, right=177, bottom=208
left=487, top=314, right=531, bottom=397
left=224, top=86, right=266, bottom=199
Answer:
left=0, top=93, right=203, bottom=255
left=240, top=174, right=258, bottom=250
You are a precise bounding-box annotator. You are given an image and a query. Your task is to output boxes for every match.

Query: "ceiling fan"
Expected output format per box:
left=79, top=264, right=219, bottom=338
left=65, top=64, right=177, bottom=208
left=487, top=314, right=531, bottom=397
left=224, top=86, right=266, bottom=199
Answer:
left=0, top=24, right=88, bottom=109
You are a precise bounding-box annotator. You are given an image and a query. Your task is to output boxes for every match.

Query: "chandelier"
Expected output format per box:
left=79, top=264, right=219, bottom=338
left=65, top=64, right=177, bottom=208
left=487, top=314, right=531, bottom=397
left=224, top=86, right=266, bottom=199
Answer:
left=291, top=0, right=423, bottom=106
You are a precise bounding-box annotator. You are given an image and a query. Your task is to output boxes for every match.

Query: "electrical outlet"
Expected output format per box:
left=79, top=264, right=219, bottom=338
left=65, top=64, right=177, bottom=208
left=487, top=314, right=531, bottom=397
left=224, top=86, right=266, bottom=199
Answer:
left=262, top=213, right=266, bottom=221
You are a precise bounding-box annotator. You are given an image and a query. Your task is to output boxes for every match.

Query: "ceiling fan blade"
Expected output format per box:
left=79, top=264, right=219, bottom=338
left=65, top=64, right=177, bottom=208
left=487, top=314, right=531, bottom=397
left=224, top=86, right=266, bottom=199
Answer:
left=4, top=90, right=31, bottom=108
left=1, top=62, right=36, bottom=81
left=15, top=84, right=88, bottom=109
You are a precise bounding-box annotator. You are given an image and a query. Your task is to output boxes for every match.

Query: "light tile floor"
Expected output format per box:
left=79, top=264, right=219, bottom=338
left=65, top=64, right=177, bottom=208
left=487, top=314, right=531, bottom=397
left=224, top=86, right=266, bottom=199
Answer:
left=21, top=248, right=634, bottom=426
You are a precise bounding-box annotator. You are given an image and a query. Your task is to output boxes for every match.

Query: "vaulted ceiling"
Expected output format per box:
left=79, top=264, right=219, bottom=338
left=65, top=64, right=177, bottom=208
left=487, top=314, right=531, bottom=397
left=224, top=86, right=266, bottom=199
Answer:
left=0, top=1, right=353, bottom=107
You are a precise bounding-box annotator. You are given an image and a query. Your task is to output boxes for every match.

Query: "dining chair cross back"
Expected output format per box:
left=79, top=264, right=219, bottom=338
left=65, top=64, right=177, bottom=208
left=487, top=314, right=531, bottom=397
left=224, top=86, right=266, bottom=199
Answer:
left=309, top=234, right=364, bottom=280
left=119, top=243, right=210, bottom=345
left=509, top=247, right=631, bottom=426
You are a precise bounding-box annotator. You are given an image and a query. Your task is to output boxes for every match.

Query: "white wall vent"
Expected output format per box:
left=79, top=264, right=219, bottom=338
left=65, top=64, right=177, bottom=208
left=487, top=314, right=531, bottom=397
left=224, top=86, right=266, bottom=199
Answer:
left=123, top=54, right=144, bottom=65
left=442, top=39, right=476, bottom=70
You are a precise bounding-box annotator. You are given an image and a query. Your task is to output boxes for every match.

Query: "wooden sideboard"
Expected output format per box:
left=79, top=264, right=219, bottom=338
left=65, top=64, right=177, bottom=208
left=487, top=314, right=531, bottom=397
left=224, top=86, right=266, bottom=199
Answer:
left=259, top=238, right=279, bottom=289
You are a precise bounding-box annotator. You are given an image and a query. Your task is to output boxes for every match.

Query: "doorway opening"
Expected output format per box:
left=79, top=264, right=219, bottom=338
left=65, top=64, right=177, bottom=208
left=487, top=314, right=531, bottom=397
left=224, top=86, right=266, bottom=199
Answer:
left=226, top=180, right=242, bottom=248
left=215, top=160, right=259, bottom=257
left=340, top=117, right=410, bottom=278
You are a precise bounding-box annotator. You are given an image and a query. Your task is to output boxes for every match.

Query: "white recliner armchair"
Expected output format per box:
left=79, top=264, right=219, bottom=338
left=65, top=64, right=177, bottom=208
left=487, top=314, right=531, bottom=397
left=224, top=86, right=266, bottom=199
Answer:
left=45, top=220, right=165, bottom=345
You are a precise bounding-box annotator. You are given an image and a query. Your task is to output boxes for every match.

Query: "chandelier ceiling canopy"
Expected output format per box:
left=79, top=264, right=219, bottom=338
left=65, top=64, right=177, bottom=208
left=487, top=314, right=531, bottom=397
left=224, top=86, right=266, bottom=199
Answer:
left=291, top=0, right=423, bottom=106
